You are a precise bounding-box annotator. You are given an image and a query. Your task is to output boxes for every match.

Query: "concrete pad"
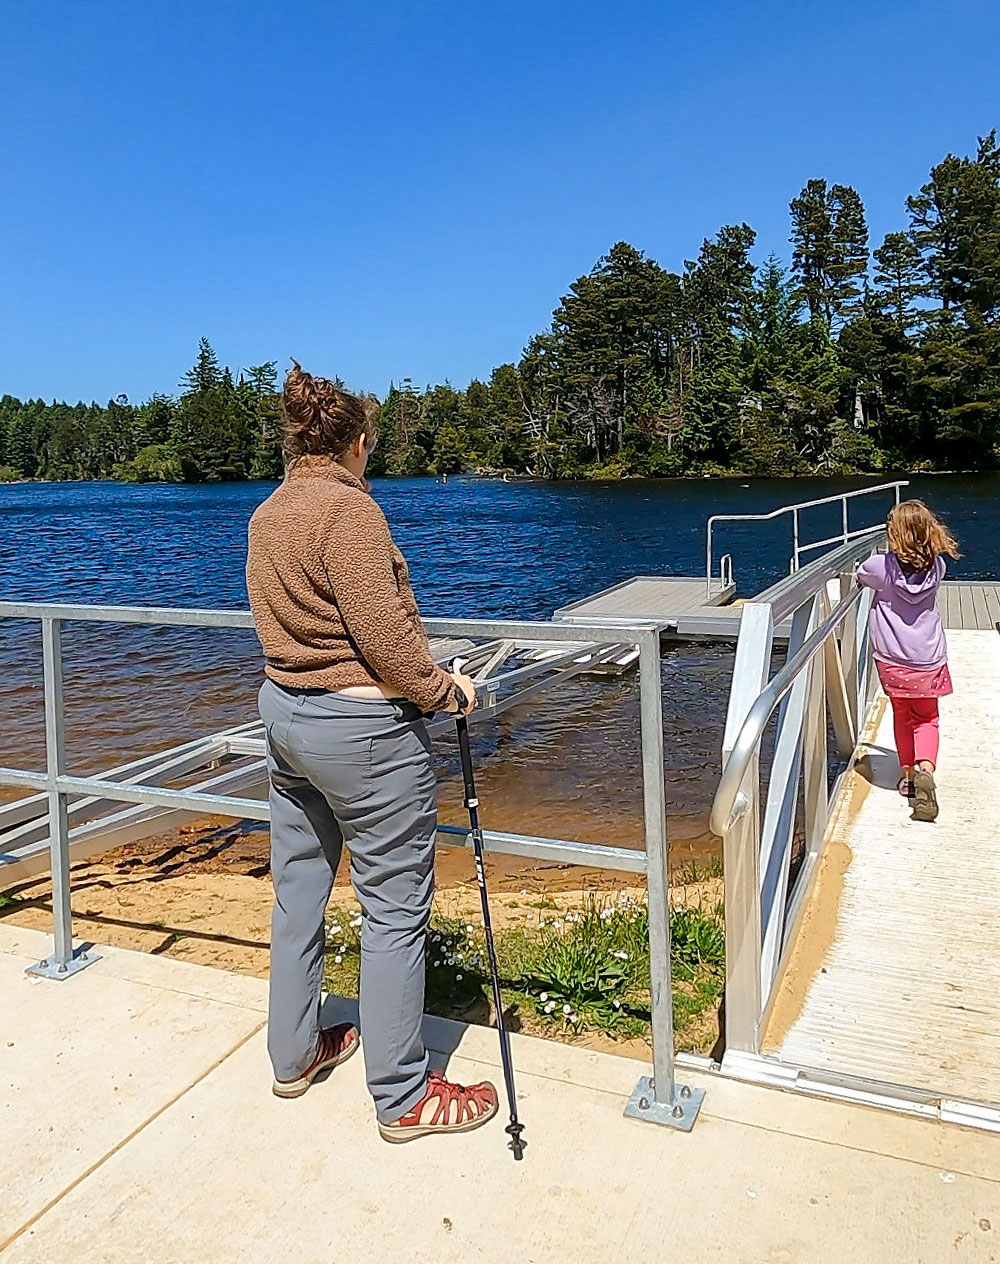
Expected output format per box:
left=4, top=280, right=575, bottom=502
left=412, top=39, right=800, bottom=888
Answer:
left=6, top=1008, right=999, bottom=1263
left=0, top=924, right=268, bottom=1012
left=3, top=925, right=999, bottom=1263
left=0, top=926, right=265, bottom=1249
left=429, top=1013, right=1000, bottom=1185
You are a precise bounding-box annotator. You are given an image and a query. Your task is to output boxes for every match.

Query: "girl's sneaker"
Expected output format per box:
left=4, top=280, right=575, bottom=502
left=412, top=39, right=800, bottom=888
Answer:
left=912, top=770, right=939, bottom=822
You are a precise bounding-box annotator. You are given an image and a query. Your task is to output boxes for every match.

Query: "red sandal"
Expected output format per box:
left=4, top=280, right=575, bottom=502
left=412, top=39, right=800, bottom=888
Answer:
left=378, top=1071, right=499, bottom=1144
left=272, top=1023, right=360, bottom=1098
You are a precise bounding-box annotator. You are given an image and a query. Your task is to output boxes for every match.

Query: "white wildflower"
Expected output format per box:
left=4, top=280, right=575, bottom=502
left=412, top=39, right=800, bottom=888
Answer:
left=539, top=992, right=548, bottom=1002
left=562, top=1004, right=571, bottom=1015
left=613, top=951, right=629, bottom=960
left=465, top=924, right=475, bottom=933
left=544, top=1002, right=555, bottom=1014
left=456, top=973, right=463, bottom=981
left=334, top=955, right=342, bottom=964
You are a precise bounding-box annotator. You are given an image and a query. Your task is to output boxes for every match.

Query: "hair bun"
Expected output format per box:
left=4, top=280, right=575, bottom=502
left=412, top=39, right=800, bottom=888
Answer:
left=281, top=361, right=374, bottom=461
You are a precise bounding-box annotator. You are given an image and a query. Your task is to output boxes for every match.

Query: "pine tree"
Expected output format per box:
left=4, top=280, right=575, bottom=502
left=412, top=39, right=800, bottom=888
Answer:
left=872, top=232, right=927, bottom=331
left=182, top=337, right=222, bottom=394
left=790, top=180, right=869, bottom=333
left=244, top=362, right=283, bottom=480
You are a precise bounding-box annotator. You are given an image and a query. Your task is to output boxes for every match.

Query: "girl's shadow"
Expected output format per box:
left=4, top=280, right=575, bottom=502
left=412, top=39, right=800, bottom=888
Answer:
left=855, top=745, right=902, bottom=792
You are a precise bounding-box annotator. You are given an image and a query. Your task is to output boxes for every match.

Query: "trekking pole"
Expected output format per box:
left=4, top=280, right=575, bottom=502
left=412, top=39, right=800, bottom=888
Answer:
left=452, top=660, right=526, bottom=1161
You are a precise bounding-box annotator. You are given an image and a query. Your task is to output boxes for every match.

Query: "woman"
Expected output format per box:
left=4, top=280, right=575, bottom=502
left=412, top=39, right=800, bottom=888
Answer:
left=246, top=364, right=498, bottom=1143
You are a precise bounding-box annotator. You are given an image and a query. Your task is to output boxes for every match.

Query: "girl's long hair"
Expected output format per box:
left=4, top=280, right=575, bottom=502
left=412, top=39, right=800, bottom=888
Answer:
left=887, top=499, right=960, bottom=572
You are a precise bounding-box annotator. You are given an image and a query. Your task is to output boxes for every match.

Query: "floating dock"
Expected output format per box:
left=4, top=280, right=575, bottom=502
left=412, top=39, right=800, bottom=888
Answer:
left=557, top=572, right=1000, bottom=637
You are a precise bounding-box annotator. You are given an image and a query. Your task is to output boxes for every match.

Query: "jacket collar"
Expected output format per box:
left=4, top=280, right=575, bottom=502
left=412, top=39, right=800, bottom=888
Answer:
left=285, top=454, right=367, bottom=492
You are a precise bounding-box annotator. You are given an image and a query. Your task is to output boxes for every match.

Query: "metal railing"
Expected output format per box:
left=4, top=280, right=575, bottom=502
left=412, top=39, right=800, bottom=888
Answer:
left=705, top=480, right=907, bottom=597
left=708, top=533, right=881, bottom=1056
left=0, top=600, right=703, bottom=1131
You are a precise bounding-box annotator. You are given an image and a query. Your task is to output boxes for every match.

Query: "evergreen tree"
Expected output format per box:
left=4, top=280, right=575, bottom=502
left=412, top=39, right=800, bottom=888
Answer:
left=872, top=232, right=927, bottom=332
left=790, top=180, right=869, bottom=333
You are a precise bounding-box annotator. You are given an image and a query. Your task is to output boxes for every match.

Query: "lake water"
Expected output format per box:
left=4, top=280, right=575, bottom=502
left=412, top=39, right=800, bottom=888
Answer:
left=2, top=474, right=998, bottom=865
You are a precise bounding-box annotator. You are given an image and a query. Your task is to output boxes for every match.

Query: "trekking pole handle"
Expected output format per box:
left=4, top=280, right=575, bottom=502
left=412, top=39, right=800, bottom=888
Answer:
left=451, top=659, right=478, bottom=808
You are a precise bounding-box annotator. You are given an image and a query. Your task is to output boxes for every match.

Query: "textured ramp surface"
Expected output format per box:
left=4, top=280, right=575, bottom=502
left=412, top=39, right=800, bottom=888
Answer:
left=766, top=629, right=1000, bottom=1104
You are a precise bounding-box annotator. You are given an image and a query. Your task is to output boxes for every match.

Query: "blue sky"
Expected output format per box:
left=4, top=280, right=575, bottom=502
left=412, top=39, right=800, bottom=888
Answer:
left=3, top=0, right=999, bottom=403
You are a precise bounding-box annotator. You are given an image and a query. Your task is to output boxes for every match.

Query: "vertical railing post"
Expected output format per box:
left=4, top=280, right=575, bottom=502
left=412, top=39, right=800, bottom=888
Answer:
left=27, top=618, right=98, bottom=979
left=705, top=520, right=714, bottom=600
left=719, top=603, right=772, bottom=1055
left=802, top=604, right=829, bottom=857
left=841, top=496, right=849, bottom=548
left=840, top=570, right=861, bottom=736
left=624, top=629, right=704, bottom=1131
left=792, top=509, right=800, bottom=572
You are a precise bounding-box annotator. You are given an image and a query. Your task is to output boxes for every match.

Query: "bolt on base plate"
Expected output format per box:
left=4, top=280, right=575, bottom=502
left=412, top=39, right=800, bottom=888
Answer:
left=26, top=947, right=100, bottom=981
left=623, top=1074, right=705, bottom=1132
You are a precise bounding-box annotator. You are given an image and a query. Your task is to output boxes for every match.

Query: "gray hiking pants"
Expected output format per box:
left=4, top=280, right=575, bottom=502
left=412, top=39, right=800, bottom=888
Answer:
left=258, top=679, right=436, bottom=1123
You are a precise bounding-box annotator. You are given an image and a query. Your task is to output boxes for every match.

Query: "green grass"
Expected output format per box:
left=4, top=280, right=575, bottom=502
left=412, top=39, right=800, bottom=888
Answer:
left=0, top=893, right=24, bottom=911
left=322, top=894, right=725, bottom=1052
left=675, top=856, right=724, bottom=886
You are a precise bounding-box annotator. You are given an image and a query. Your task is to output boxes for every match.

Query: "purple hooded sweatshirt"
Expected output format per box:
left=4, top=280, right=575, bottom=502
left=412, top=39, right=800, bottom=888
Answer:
left=856, top=551, right=948, bottom=670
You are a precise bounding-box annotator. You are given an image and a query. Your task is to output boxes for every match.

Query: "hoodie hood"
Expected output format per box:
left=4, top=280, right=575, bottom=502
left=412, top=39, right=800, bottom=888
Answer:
left=887, top=553, right=945, bottom=603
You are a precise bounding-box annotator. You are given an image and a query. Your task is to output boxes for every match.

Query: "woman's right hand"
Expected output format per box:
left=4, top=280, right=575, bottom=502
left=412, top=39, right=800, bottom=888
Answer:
left=450, top=669, right=477, bottom=715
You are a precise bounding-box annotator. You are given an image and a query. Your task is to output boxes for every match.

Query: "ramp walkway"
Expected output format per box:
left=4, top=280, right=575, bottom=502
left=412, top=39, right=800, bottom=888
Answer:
left=764, top=628, right=1000, bottom=1107
left=2, top=924, right=998, bottom=1264
left=711, top=533, right=1000, bottom=1132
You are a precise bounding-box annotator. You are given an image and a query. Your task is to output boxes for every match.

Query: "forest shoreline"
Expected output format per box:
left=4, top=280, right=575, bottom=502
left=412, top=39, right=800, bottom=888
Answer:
left=5, top=134, right=1000, bottom=488
left=2, top=465, right=996, bottom=489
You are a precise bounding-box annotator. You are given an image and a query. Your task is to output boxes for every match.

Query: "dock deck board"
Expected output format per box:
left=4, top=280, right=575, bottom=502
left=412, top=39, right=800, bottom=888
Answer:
left=940, top=581, right=1000, bottom=631
left=555, top=575, right=1000, bottom=639
left=554, top=576, right=736, bottom=631
left=763, top=629, right=1000, bottom=1105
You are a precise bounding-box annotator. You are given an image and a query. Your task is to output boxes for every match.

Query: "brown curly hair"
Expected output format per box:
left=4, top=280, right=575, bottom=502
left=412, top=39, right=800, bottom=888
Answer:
left=887, top=499, right=960, bottom=572
left=281, top=362, right=379, bottom=460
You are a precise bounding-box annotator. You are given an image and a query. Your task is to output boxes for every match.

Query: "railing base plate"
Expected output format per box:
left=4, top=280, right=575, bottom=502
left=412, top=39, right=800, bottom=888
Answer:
left=26, top=947, right=100, bottom=980
left=623, top=1074, right=705, bottom=1132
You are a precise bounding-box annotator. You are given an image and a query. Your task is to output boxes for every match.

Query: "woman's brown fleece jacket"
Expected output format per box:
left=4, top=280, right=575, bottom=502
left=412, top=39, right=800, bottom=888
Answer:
left=246, top=456, right=457, bottom=712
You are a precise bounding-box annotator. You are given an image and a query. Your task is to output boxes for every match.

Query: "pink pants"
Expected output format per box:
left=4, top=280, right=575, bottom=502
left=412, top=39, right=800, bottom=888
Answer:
left=888, top=695, right=940, bottom=768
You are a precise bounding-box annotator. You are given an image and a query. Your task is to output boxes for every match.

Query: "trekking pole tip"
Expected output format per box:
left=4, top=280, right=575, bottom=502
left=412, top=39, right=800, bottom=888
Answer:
left=506, top=1120, right=526, bottom=1161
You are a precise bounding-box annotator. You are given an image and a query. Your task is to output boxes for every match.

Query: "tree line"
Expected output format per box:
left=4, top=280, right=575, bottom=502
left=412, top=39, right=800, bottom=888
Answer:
left=3, top=132, right=999, bottom=484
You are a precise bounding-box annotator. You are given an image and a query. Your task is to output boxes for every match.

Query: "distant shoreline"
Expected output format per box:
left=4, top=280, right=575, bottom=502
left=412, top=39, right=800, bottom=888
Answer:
left=2, top=467, right=997, bottom=490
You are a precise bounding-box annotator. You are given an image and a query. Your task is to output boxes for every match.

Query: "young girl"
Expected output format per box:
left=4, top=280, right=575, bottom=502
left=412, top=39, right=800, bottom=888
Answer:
left=856, top=500, right=960, bottom=822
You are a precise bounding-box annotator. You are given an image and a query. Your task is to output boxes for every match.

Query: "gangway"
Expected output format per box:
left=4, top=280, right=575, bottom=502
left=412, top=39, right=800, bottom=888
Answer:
left=710, top=532, right=1000, bottom=1132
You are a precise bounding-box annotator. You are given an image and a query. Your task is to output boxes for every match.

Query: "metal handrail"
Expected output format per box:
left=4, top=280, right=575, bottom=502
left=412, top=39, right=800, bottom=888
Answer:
left=0, top=598, right=702, bottom=1128
left=705, top=480, right=907, bottom=597
left=709, top=583, right=864, bottom=837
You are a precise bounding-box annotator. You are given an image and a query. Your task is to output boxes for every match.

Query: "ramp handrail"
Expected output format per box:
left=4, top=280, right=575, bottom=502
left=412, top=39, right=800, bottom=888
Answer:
left=705, top=479, right=907, bottom=597
left=709, top=584, right=863, bottom=837
left=709, top=531, right=883, bottom=1056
